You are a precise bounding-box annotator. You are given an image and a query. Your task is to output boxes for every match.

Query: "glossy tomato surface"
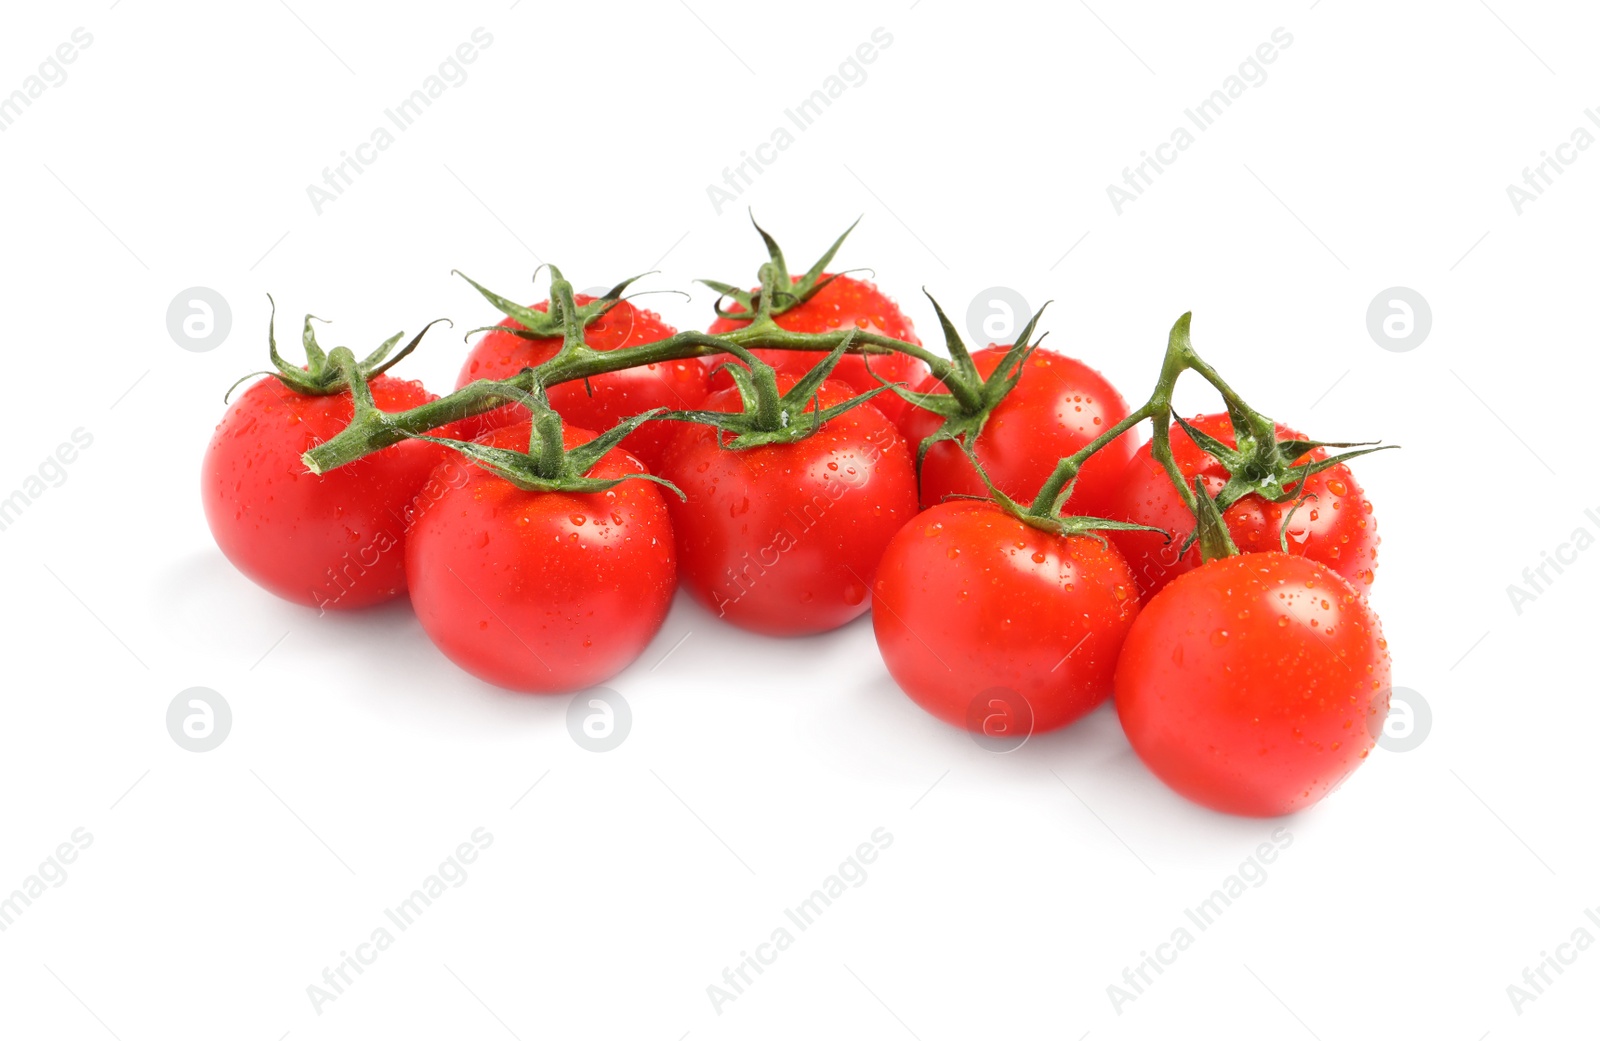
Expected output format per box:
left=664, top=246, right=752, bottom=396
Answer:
left=873, top=500, right=1141, bottom=736
left=456, top=296, right=706, bottom=470
left=705, top=274, right=927, bottom=425
left=1106, top=413, right=1379, bottom=601
left=202, top=374, right=452, bottom=610
left=406, top=423, right=676, bottom=693
left=657, top=377, right=918, bottom=636
left=1114, top=553, right=1391, bottom=817
left=897, top=346, right=1136, bottom=517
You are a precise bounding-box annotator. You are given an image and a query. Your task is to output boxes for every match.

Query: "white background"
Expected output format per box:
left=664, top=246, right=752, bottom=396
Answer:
left=0, top=1, right=1594, bottom=1037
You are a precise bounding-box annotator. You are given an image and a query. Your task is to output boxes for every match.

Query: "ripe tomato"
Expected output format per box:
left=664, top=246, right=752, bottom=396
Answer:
left=1114, top=553, right=1391, bottom=817
left=1105, top=413, right=1379, bottom=601
left=202, top=375, right=452, bottom=611
left=405, top=422, right=676, bottom=692
left=897, top=347, right=1137, bottom=517
left=456, top=296, right=707, bottom=471
left=657, top=377, right=918, bottom=636
left=705, top=274, right=927, bottom=425
left=872, top=500, right=1141, bottom=736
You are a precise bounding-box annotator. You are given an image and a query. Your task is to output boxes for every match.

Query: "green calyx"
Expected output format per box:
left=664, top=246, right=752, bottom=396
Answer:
left=957, top=441, right=1166, bottom=545
left=666, top=330, right=893, bottom=450
left=699, top=212, right=863, bottom=323
left=1154, top=313, right=1396, bottom=557
left=231, top=295, right=448, bottom=400
left=879, top=291, right=1050, bottom=470
left=415, top=382, right=685, bottom=499
left=454, top=264, right=652, bottom=344
left=1168, top=409, right=1391, bottom=517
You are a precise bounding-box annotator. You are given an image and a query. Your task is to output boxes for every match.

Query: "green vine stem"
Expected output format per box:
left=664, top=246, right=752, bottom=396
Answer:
left=1022, top=311, right=1391, bottom=558
left=1026, top=312, right=1205, bottom=521
left=300, top=276, right=963, bottom=475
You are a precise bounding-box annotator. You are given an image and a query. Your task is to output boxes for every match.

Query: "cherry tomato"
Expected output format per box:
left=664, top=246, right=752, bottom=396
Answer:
left=657, top=377, right=918, bottom=636
left=897, top=347, right=1137, bottom=517
left=1105, top=413, right=1379, bottom=601
left=872, top=500, right=1141, bottom=736
left=705, top=274, right=927, bottom=425
left=1114, top=553, right=1391, bottom=817
left=405, top=422, right=676, bottom=692
left=202, top=375, right=452, bottom=610
left=456, top=296, right=707, bottom=471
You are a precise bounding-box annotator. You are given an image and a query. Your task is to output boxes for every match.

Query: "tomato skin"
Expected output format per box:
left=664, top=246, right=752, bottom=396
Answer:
left=405, top=423, right=676, bottom=693
left=1114, top=553, right=1391, bottom=817
left=657, top=377, right=919, bottom=636
left=455, top=297, right=707, bottom=471
left=202, top=375, right=452, bottom=610
left=872, top=500, right=1141, bottom=734
left=704, top=274, right=926, bottom=425
left=1105, top=413, right=1379, bottom=602
left=897, top=347, right=1137, bottom=517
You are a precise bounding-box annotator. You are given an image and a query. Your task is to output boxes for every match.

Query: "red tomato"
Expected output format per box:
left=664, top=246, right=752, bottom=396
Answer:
left=897, top=347, right=1137, bottom=517
left=1114, top=553, right=1391, bottom=817
left=1105, top=413, right=1379, bottom=602
left=872, top=500, right=1141, bottom=735
left=202, top=375, right=452, bottom=610
left=455, top=296, right=707, bottom=471
left=705, top=274, right=927, bottom=425
left=656, top=377, right=919, bottom=636
left=405, top=422, right=676, bottom=692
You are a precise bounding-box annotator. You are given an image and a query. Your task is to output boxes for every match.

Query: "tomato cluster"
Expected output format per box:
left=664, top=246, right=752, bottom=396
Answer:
left=202, top=223, right=1394, bottom=819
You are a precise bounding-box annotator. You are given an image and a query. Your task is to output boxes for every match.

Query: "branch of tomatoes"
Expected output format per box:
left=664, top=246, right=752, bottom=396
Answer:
left=289, top=212, right=1391, bottom=574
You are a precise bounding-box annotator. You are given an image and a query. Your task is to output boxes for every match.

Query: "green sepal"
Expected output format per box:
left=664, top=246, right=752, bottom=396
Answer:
left=1169, top=409, right=1396, bottom=516
left=231, top=295, right=448, bottom=400
left=663, top=329, right=893, bottom=450
left=886, top=291, right=1049, bottom=472
left=1190, top=476, right=1240, bottom=562
left=410, top=383, right=686, bottom=499
left=698, top=213, right=862, bottom=321
left=454, top=266, right=653, bottom=342
left=953, top=440, right=1169, bottom=547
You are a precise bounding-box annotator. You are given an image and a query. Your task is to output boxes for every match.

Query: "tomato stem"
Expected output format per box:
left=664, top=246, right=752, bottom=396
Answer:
left=302, top=311, right=956, bottom=475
